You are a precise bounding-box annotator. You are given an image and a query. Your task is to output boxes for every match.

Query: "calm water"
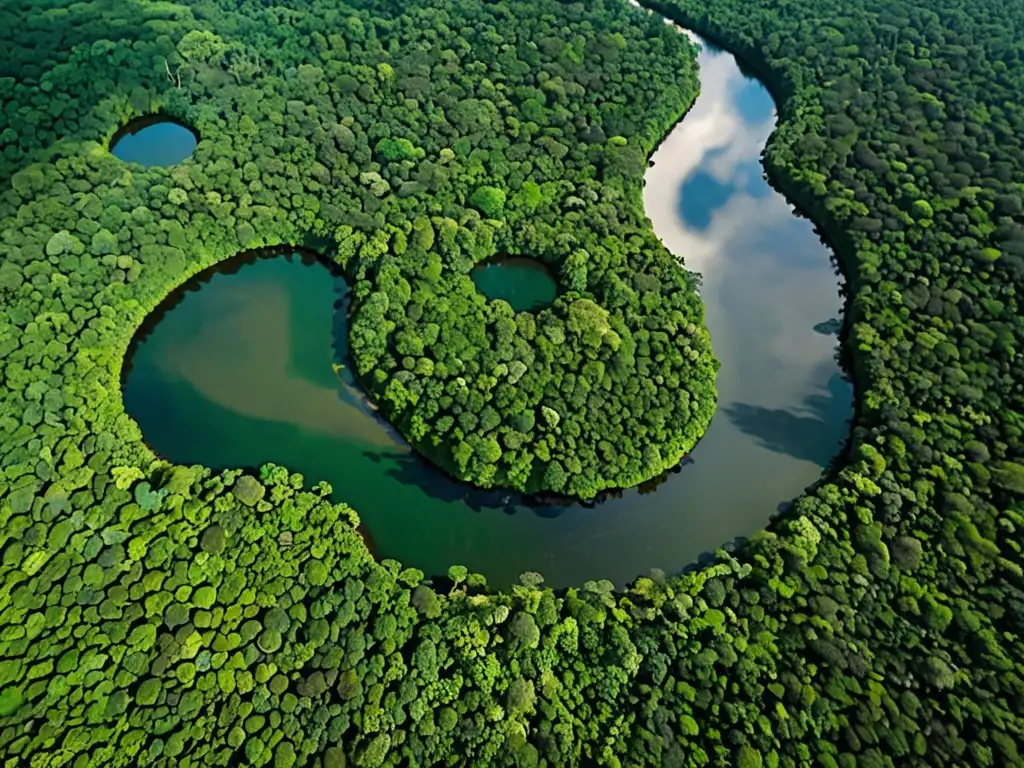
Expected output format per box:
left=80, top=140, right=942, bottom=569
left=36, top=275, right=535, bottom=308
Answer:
left=471, top=257, right=558, bottom=311
left=122, top=32, right=851, bottom=588
left=110, top=117, right=197, bottom=166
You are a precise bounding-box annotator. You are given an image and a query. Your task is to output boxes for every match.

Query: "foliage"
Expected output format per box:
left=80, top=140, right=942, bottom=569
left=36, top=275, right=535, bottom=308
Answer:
left=2, top=0, right=1024, bottom=765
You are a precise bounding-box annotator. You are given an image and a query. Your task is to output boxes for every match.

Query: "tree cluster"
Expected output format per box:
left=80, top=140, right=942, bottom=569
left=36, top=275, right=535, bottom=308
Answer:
left=2, top=0, right=1024, bottom=765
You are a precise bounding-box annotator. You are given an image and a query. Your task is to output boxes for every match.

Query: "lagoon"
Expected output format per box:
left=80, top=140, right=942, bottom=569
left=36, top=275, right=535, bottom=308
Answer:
left=470, top=257, right=558, bottom=312
left=110, top=117, right=197, bottom=166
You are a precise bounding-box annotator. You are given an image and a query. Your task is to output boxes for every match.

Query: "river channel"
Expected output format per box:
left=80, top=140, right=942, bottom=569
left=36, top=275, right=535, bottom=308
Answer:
left=122, top=24, right=851, bottom=588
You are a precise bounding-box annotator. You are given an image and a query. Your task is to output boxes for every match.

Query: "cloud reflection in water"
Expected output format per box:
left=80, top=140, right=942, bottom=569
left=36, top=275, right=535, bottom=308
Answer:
left=644, top=35, right=851, bottom=475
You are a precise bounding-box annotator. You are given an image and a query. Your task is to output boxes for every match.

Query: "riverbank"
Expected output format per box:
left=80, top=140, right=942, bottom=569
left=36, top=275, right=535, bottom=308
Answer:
left=634, top=0, right=868, bottom=535
left=119, top=14, right=852, bottom=589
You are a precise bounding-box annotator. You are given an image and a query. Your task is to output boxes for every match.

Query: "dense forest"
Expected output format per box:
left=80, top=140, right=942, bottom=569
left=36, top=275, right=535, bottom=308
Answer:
left=1, top=0, right=718, bottom=501
left=0, top=0, right=1023, bottom=766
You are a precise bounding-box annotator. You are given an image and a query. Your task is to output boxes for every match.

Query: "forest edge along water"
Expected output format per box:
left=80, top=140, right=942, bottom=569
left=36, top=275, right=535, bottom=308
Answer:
left=109, top=115, right=199, bottom=167
left=121, top=16, right=852, bottom=588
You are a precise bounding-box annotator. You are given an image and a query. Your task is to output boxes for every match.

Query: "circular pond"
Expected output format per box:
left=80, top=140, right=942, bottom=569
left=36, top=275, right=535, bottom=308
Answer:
left=122, top=31, right=851, bottom=589
left=110, top=116, right=198, bottom=166
left=470, top=257, right=558, bottom=312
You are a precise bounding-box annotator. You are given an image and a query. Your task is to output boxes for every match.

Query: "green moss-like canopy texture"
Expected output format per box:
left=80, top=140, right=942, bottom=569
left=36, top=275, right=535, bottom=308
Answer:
left=2, top=0, right=1024, bottom=765
left=3, top=0, right=718, bottom=503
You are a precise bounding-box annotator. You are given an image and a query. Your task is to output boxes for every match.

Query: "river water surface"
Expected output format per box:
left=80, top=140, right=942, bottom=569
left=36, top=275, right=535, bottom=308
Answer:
left=122, top=27, right=851, bottom=588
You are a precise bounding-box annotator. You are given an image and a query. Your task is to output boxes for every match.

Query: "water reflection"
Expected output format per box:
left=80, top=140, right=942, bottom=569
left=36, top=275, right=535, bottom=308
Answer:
left=813, top=317, right=843, bottom=336
left=679, top=158, right=770, bottom=231
left=110, top=117, right=197, bottom=166
left=150, top=258, right=400, bottom=450
left=123, top=24, right=851, bottom=589
left=725, top=370, right=852, bottom=468
left=470, top=256, right=558, bottom=312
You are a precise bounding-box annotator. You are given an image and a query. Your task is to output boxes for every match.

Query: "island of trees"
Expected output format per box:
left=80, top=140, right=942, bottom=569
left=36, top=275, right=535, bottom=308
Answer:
left=0, top=0, right=1023, bottom=765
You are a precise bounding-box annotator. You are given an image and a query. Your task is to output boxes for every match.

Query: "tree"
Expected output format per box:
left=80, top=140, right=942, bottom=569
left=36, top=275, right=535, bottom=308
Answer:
left=469, top=186, right=506, bottom=217
left=376, top=137, right=424, bottom=162
left=563, top=249, right=589, bottom=291
left=0, top=686, right=24, bottom=717
left=543, top=460, right=567, bottom=491
left=448, top=565, right=468, bottom=594
left=507, top=678, right=536, bottom=714
left=508, top=612, right=540, bottom=650
left=992, top=461, right=1024, bottom=494
left=567, top=299, right=611, bottom=345
left=177, top=30, right=228, bottom=64
left=737, top=746, right=763, bottom=768
left=233, top=476, right=266, bottom=506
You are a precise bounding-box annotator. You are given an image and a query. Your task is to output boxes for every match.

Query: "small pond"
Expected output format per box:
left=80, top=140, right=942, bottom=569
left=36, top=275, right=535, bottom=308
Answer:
left=122, top=25, right=852, bottom=589
left=110, top=116, right=197, bottom=166
left=470, top=257, right=558, bottom=312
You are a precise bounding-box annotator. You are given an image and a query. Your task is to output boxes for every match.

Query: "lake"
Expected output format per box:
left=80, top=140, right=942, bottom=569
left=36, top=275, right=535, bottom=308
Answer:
left=121, top=30, right=851, bottom=588
left=110, top=117, right=197, bottom=166
left=470, top=257, right=558, bottom=312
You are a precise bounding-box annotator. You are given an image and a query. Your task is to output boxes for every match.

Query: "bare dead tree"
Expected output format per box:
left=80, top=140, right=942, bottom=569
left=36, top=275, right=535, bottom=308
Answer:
left=164, top=58, right=182, bottom=88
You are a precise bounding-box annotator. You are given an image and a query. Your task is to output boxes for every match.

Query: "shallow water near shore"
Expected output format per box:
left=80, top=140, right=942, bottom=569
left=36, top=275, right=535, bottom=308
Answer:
left=122, top=26, right=851, bottom=588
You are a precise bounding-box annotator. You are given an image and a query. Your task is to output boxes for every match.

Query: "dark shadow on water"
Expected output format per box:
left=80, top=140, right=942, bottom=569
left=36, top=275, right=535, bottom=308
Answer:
left=329, top=286, right=375, bottom=412
left=357, top=438, right=671, bottom=521
left=356, top=521, right=381, bottom=560
left=724, top=372, right=851, bottom=468
left=678, top=549, right=719, bottom=575
left=109, top=113, right=199, bottom=144
left=364, top=448, right=534, bottom=516
left=326, top=277, right=418, bottom=442
left=813, top=317, right=842, bottom=336
left=359, top=438, right=698, bottom=523
left=698, top=37, right=763, bottom=83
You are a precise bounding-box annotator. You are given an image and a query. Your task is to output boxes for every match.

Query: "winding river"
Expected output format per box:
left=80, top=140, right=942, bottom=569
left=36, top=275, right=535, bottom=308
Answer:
left=122, top=22, right=851, bottom=588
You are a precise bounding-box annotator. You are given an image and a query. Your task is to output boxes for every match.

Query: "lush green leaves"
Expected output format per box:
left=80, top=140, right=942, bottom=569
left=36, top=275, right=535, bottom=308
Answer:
left=2, top=0, right=1024, bottom=765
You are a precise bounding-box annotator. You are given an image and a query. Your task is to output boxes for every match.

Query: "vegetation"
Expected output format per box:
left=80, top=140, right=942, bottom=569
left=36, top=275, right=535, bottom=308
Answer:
left=0, top=0, right=1023, bottom=766
left=3, top=0, right=718, bottom=502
